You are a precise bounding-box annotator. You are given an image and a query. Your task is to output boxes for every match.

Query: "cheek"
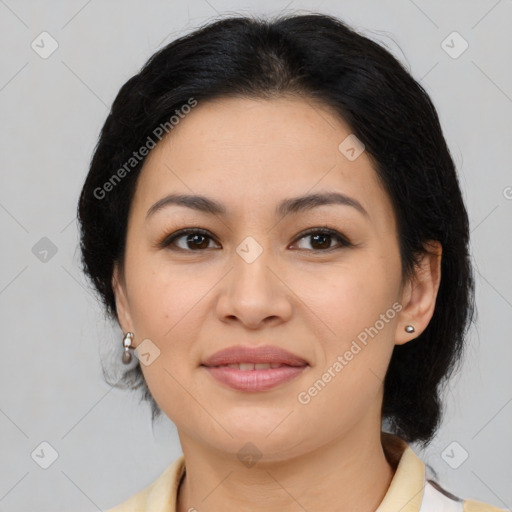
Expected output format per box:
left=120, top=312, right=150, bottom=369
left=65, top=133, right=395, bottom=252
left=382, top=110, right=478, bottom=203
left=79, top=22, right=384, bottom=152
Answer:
left=124, top=244, right=205, bottom=336
left=297, top=258, right=400, bottom=396
left=296, top=285, right=397, bottom=434
left=297, top=258, right=400, bottom=344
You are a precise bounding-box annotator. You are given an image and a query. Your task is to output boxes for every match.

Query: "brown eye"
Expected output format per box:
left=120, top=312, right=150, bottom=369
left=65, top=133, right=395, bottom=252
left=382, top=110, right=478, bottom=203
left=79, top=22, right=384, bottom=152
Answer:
left=292, top=228, right=353, bottom=251
left=158, top=227, right=352, bottom=253
left=159, top=228, right=219, bottom=251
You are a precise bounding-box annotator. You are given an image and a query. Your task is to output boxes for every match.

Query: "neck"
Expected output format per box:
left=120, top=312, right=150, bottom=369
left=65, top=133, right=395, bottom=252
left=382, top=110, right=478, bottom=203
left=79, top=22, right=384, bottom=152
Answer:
left=176, top=425, right=397, bottom=512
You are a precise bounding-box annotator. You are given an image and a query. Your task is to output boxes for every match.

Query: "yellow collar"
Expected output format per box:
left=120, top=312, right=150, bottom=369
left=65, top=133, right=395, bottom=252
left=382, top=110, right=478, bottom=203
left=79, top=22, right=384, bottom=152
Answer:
left=107, top=432, right=500, bottom=511
left=376, top=433, right=425, bottom=512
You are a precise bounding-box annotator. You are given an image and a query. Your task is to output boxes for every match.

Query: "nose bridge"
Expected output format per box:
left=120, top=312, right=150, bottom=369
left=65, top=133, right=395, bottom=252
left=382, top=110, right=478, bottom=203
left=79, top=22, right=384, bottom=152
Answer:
left=232, top=234, right=274, bottom=295
left=215, top=231, right=292, bottom=327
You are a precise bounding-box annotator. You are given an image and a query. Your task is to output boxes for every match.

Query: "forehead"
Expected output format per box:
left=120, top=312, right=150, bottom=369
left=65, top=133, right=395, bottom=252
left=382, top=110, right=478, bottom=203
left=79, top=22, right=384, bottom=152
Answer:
left=132, top=96, right=394, bottom=226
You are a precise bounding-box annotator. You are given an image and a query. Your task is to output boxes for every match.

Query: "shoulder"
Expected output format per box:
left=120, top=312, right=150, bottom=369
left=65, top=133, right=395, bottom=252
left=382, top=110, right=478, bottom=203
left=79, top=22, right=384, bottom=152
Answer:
left=106, top=489, right=148, bottom=512
left=463, top=498, right=509, bottom=512
left=104, top=455, right=186, bottom=512
left=425, top=480, right=507, bottom=512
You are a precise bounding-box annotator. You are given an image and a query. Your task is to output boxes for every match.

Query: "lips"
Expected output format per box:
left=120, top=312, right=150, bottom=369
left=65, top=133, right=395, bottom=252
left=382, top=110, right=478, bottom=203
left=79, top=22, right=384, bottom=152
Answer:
left=203, top=364, right=307, bottom=391
left=215, top=362, right=287, bottom=370
left=201, top=345, right=308, bottom=368
left=201, top=345, right=309, bottom=391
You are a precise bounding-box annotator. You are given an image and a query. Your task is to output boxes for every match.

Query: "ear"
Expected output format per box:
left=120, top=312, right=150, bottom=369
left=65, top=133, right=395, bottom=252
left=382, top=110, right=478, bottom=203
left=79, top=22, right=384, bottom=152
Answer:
left=112, top=262, right=135, bottom=335
left=395, top=240, right=442, bottom=345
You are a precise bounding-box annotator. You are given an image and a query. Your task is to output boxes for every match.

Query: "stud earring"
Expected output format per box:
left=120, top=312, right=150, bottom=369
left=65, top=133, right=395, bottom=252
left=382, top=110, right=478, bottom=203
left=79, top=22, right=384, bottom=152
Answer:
left=404, top=325, right=415, bottom=333
left=122, top=332, right=134, bottom=364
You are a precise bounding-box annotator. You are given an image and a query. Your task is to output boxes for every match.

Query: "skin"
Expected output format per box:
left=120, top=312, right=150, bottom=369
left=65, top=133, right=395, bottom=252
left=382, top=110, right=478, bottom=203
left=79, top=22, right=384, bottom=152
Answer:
left=112, top=95, right=442, bottom=512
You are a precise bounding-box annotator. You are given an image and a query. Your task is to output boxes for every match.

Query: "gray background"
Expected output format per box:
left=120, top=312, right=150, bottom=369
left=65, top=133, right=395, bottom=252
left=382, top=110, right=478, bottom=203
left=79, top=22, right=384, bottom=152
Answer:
left=0, top=0, right=511, bottom=511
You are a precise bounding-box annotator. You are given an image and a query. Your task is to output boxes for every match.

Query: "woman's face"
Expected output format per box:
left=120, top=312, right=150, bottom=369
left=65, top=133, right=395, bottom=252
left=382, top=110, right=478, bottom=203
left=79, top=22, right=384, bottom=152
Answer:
left=113, top=96, right=438, bottom=460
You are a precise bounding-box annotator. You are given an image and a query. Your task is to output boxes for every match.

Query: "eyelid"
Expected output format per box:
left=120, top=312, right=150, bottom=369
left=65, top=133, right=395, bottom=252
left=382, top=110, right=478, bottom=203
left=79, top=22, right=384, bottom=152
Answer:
left=291, top=227, right=353, bottom=249
left=156, top=227, right=216, bottom=250
left=157, top=226, right=354, bottom=251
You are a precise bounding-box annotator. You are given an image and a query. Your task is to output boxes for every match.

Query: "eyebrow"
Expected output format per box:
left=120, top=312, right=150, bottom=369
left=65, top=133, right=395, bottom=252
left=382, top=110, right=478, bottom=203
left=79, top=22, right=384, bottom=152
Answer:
left=146, top=192, right=369, bottom=220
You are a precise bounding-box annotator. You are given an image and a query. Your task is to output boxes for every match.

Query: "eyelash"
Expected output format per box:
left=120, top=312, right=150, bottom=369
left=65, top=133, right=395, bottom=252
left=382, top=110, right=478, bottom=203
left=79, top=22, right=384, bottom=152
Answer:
left=157, top=227, right=354, bottom=252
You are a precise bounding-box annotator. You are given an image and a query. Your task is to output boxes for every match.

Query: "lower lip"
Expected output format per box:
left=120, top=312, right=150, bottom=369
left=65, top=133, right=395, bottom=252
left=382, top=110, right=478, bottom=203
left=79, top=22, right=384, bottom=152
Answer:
left=202, top=365, right=308, bottom=391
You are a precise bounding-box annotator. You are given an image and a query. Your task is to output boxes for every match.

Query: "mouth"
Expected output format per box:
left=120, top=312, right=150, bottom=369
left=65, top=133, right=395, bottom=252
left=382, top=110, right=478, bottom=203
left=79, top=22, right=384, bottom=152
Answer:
left=202, top=362, right=306, bottom=370
left=201, top=345, right=308, bottom=368
left=201, top=362, right=309, bottom=391
left=200, top=344, right=309, bottom=391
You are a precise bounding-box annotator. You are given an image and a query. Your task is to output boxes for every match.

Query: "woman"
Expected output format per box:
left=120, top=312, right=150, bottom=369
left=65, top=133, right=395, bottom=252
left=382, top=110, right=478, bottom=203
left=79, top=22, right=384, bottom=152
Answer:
left=77, top=12, right=505, bottom=512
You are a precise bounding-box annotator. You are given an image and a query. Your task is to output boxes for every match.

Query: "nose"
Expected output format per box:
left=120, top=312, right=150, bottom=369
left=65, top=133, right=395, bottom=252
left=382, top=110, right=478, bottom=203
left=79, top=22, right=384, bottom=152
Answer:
left=214, top=240, right=293, bottom=329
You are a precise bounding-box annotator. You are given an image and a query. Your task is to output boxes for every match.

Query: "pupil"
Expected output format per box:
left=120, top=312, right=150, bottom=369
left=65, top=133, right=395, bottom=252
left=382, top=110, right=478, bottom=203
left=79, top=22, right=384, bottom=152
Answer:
left=312, top=234, right=329, bottom=249
left=184, top=233, right=332, bottom=250
left=189, top=234, right=208, bottom=249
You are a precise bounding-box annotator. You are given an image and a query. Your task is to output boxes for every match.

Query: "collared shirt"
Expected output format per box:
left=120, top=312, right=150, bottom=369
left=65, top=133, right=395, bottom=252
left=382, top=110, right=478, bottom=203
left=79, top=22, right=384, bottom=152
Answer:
left=106, top=434, right=505, bottom=512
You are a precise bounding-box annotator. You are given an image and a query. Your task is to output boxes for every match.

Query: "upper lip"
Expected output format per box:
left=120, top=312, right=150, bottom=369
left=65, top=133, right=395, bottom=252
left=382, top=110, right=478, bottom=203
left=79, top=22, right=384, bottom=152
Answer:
left=202, top=345, right=309, bottom=367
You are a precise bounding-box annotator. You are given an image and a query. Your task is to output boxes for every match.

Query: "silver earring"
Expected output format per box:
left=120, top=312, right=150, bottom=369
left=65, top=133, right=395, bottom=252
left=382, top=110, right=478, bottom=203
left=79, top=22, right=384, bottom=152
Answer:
left=405, top=325, right=415, bottom=333
left=122, top=332, right=134, bottom=364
